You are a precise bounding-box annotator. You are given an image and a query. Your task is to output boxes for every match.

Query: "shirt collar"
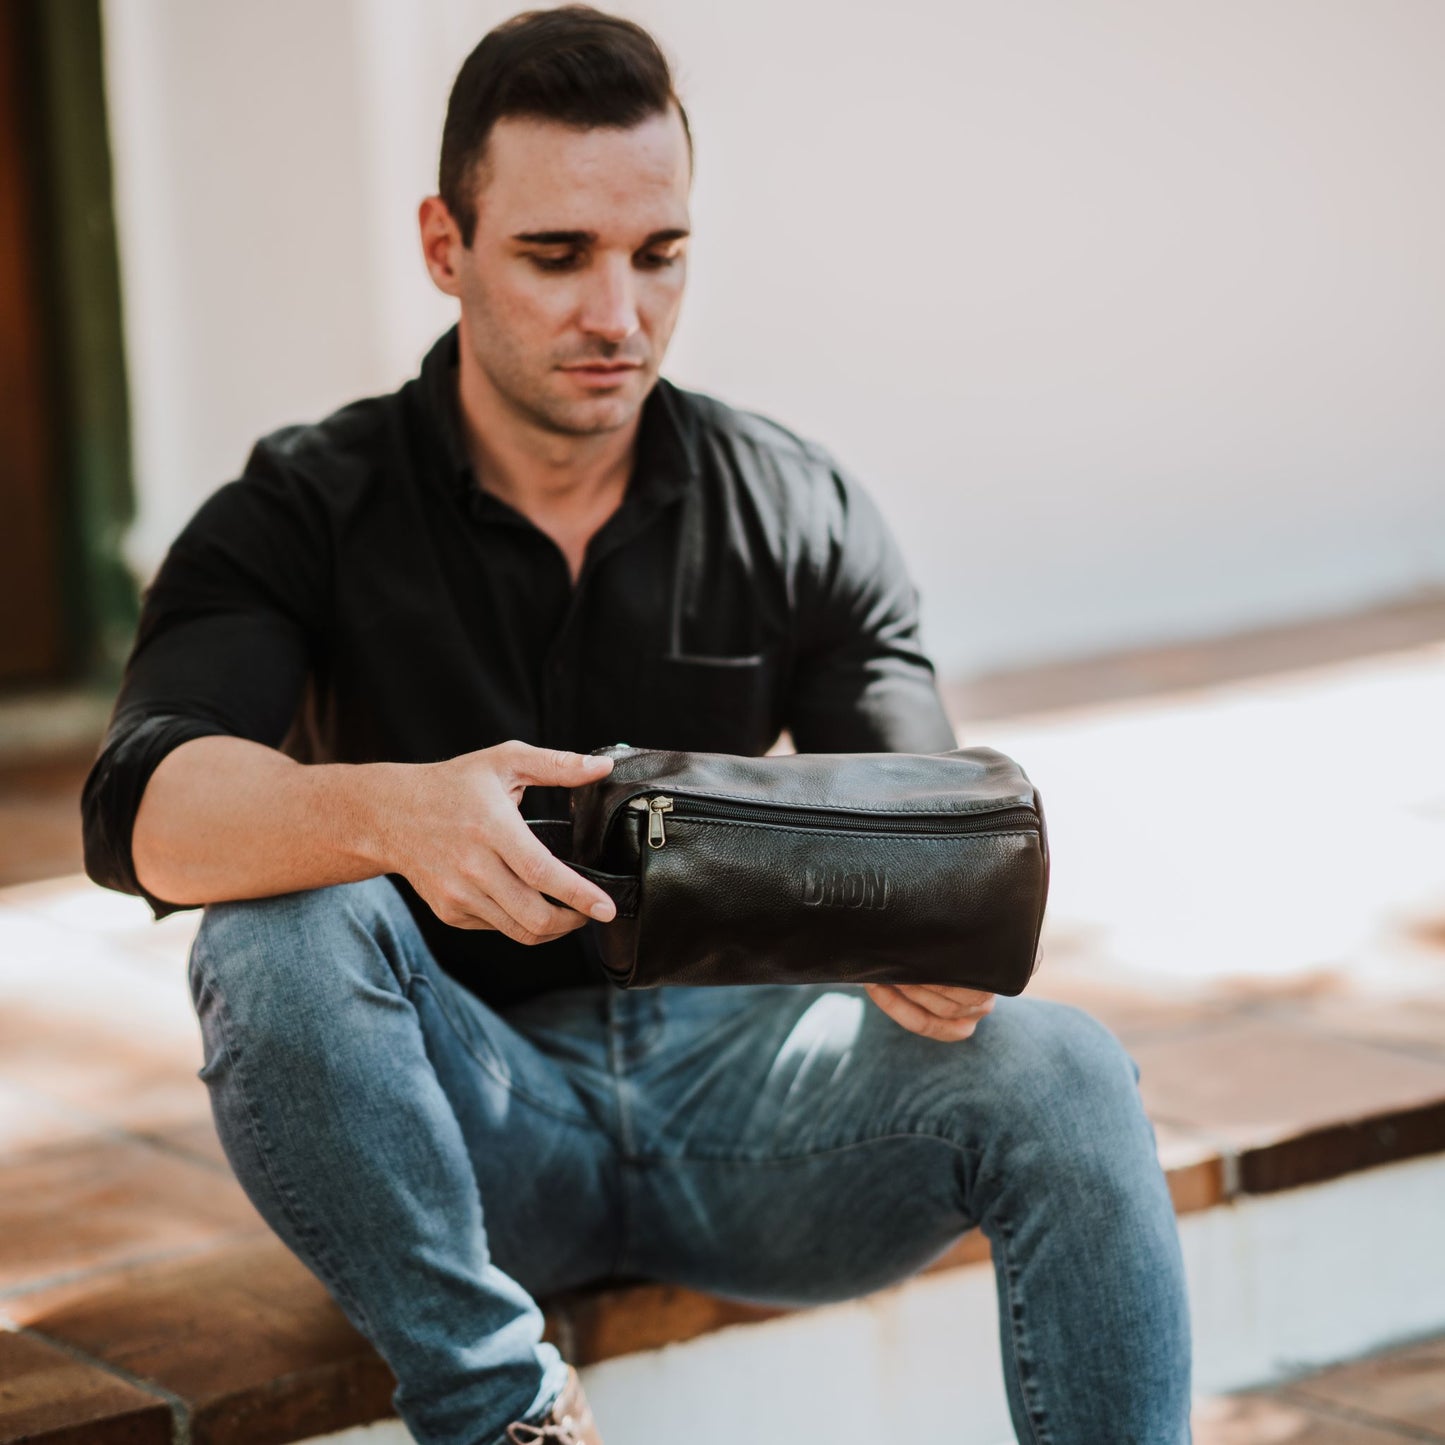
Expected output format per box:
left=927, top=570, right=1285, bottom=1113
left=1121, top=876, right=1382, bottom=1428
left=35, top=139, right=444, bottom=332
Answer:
left=417, top=324, right=700, bottom=516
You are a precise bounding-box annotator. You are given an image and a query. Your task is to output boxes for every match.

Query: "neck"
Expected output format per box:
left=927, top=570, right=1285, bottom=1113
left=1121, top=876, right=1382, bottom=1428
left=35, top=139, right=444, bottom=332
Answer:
left=455, top=339, right=641, bottom=516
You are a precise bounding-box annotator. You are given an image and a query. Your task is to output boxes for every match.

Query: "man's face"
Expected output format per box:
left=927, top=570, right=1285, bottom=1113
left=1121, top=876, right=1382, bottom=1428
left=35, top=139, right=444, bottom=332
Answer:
left=445, top=107, right=692, bottom=438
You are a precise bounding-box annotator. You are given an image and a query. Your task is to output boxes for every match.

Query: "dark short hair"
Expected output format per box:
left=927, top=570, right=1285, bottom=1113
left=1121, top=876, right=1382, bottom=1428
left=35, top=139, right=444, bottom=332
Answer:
left=439, top=4, right=692, bottom=246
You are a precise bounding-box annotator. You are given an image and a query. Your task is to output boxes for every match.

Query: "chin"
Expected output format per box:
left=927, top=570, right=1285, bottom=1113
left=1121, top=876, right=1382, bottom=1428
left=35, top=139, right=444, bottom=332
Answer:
left=544, top=387, right=645, bottom=436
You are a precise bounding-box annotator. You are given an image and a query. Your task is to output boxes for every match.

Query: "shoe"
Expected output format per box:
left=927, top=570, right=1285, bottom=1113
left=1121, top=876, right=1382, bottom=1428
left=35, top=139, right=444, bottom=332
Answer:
left=505, top=1364, right=603, bottom=1443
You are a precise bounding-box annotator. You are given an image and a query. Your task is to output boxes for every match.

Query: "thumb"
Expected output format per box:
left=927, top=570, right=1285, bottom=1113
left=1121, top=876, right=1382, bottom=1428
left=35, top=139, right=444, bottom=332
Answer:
left=502, top=742, right=615, bottom=788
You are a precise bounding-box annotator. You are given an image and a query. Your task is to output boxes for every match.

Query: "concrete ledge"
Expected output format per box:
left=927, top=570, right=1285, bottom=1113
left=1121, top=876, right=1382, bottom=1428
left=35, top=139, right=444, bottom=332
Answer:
left=9, top=1131, right=1445, bottom=1445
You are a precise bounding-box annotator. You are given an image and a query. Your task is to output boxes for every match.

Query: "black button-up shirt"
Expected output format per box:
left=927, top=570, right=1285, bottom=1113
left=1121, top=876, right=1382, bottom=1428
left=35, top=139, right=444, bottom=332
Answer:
left=81, top=325, right=957, bottom=1008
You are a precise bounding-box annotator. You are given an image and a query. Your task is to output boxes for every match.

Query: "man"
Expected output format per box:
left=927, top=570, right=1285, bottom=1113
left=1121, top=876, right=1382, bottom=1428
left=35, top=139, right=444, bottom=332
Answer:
left=82, top=8, right=1192, bottom=1443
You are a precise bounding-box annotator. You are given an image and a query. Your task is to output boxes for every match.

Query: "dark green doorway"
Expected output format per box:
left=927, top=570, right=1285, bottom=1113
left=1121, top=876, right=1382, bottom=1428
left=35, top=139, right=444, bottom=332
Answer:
left=0, top=0, right=137, bottom=693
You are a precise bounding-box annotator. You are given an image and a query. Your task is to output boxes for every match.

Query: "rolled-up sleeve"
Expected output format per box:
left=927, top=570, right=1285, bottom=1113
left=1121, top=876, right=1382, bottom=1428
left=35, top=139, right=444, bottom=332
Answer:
left=81, top=450, right=329, bottom=917
left=786, top=461, right=957, bottom=755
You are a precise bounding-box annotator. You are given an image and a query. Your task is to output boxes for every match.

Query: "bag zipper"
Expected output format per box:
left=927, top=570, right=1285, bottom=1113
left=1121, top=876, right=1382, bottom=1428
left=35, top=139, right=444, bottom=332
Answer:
left=628, top=793, right=1037, bottom=850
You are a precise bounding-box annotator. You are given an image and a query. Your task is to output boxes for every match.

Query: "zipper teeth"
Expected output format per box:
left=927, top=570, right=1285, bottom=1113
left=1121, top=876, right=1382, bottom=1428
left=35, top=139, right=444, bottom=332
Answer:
left=634, top=795, right=1036, bottom=834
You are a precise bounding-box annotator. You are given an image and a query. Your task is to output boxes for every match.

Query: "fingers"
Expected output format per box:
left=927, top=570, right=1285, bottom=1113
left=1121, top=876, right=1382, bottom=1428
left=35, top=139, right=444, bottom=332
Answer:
left=434, top=858, right=594, bottom=942
left=409, top=744, right=621, bottom=941
left=430, top=746, right=620, bottom=942
left=864, top=983, right=990, bottom=1042
left=497, top=740, right=615, bottom=790
left=894, top=983, right=996, bottom=1020
left=433, top=890, right=584, bottom=942
left=493, top=849, right=609, bottom=941
left=494, top=814, right=617, bottom=922
left=434, top=815, right=616, bottom=943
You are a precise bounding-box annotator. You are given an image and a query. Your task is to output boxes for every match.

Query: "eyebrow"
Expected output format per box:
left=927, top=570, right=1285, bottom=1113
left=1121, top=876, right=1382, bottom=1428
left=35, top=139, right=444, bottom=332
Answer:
left=510, top=228, right=690, bottom=246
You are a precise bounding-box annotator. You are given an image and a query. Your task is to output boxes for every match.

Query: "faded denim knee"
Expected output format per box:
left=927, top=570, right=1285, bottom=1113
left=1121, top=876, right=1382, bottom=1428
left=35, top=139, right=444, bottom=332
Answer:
left=187, top=876, right=420, bottom=1070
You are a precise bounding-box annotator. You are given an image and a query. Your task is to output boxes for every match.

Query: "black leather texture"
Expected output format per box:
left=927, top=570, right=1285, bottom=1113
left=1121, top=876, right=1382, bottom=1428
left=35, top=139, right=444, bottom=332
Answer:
left=526, top=743, right=1050, bottom=994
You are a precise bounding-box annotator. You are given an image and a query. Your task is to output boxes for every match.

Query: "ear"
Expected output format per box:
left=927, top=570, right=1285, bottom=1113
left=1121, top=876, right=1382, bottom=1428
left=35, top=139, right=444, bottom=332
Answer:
left=419, top=195, right=464, bottom=298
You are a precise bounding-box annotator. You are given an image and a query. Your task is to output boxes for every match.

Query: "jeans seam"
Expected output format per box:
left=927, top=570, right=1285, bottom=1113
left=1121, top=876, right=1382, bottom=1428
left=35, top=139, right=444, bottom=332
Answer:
left=992, top=1209, right=1051, bottom=1445
left=605, top=989, right=640, bottom=1280
left=409, top=973, right=596, bottom=1131
left=625, top=1127, right=984, bottom=1169
left=194, top=938, right=383, bottom=1351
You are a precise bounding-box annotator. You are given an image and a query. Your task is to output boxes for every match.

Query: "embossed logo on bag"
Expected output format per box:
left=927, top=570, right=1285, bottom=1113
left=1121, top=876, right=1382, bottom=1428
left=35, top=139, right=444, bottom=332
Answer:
left=801, top=866, right=891, bottom=910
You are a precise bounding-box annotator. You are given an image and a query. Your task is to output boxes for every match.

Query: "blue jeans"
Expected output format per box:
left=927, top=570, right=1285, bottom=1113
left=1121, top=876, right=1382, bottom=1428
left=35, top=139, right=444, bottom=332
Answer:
left=186, top=876, right=1191, bottom=1445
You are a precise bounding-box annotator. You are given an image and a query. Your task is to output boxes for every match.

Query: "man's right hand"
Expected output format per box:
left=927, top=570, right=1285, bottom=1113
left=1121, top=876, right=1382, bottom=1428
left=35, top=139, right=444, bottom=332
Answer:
left=376, top=740, right=617, bottom=943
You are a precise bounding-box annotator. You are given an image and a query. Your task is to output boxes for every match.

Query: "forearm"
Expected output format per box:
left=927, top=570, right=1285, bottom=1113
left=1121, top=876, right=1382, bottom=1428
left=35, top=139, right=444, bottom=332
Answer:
left=131, top=734, right=410, bottom=906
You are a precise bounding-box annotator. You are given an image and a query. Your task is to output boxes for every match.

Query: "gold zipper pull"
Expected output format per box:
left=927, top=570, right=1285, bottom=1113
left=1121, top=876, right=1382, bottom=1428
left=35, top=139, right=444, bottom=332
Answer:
left=646, top=795, right=674, bottom=849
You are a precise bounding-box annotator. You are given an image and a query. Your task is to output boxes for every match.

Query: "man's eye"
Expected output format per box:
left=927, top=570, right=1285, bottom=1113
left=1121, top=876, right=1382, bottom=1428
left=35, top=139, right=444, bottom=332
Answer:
left=527, top=251, right=680, bottom=271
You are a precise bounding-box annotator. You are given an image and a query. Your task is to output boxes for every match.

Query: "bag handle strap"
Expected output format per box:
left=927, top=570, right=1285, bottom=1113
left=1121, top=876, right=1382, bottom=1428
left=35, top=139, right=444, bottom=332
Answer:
left=524, top=818, right=639, bottom=918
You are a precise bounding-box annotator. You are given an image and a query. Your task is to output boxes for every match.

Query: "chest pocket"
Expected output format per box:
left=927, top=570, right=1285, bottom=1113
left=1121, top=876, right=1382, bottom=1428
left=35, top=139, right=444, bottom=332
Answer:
left=639, top=650, right=781, bottom=756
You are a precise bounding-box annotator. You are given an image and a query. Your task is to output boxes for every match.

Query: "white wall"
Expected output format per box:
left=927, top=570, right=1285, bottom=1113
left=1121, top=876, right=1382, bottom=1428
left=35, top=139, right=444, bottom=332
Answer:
left=102, top=0, right=1445, bottom=678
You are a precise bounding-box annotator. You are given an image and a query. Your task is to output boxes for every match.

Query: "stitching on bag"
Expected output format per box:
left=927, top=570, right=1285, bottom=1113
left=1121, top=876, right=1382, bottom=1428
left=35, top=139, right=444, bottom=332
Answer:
left=658, top=818, right=1033, bottom=842
left=616, top=783, right=1031, bottom=816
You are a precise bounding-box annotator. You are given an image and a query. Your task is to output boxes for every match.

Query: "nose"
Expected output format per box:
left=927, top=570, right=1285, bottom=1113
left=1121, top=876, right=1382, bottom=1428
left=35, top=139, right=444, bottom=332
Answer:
left=579, top=256, right=639, bottom=345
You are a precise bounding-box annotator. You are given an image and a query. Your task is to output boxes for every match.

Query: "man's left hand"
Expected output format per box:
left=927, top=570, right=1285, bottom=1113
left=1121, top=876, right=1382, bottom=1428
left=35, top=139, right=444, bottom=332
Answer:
left=864, top=982, right=996, bottom=1042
